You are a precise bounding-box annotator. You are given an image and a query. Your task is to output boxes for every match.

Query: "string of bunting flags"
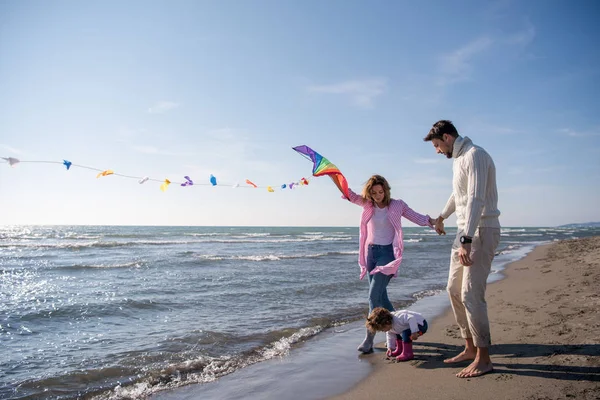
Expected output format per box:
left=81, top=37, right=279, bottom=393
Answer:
left=1, top=145, right=349, bottom=196
left=0, top=156, right=310, bottom=193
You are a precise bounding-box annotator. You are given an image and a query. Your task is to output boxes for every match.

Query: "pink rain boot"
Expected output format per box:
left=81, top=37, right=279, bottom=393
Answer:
left=396, top=341, right=414, bottom=362
left=387, top=338, right=403, bottom=358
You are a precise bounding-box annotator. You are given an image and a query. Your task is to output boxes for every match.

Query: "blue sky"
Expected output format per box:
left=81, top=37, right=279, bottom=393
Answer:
left=1, top=0, right=599, bottom=227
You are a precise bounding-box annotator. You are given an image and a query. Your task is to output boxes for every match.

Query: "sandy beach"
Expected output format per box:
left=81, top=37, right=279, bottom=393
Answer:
left=330, top=236, right=600, bottom=400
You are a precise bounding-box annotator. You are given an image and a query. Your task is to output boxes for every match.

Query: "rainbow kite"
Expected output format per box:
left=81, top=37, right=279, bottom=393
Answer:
left=292, top=145, right=349, bottom=199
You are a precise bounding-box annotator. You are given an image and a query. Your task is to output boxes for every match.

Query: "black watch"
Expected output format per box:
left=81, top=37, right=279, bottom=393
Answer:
left=460, top=236, right=472, bottom=244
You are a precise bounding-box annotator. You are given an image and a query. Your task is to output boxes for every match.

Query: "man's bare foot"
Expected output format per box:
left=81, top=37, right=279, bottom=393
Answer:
left=456, top=360, right=494, bottom=378
left=443, top=350, right=476, bottom=364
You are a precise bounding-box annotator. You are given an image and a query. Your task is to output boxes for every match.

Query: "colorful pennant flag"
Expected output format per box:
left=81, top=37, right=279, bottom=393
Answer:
left=181, top=176, right=193, bottom=187
left=96, top=169, right=114, bottom=178
left=160, top=179, right=171, bottom=192
left=2, top=157, right=20, bottom=167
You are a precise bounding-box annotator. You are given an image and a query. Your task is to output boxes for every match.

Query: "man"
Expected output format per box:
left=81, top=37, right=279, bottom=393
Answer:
left=424, top=120, right=501, bottom=378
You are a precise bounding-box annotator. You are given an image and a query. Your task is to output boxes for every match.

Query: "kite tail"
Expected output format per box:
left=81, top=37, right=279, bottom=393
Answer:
left=329, top=174, right=349, bottom=199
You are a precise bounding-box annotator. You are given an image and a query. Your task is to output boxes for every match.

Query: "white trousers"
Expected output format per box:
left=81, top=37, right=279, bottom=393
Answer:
left=447, top=227, right=500, bottom=348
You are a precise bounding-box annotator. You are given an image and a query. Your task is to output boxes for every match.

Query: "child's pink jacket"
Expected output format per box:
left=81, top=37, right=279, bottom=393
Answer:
left=346, top=189, right=433, bottom=279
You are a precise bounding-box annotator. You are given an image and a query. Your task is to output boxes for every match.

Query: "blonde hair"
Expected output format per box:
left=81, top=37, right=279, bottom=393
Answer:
left=361, top=175, right=391, bottom=207
left=366, top=307, right=394, bottom=332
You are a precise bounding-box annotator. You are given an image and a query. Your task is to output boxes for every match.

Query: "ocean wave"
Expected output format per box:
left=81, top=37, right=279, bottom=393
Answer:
left=411, top=286, right=446, bottom=300
left=89, top=326, right=324, bottom=400
left=0, top=227, right=105, bottom=241
left=0, top=241, right=131, bottom=250
left=60, top=261, right=146, bottom=270
left=406, top=232, right=441, bottom=237
left=495, top=244, right=522, bottom=255
left=184, top=232, right=230, bottom=237
left=0, top=327, right=330, bottom=399
left=6, top=297, right=175, bottom=324
left=0, top=235, right=354, bottom=250
left=302, top=231, right=350, bottom=236
left=187, top=237, right=352, bottom=244
left=185, top=232, right=273, bottom=238
left=194, top=251, right=358, bottom=262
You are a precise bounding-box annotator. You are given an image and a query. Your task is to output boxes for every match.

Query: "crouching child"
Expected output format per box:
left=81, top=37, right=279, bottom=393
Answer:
left=366, top=307, right=428, bottom=361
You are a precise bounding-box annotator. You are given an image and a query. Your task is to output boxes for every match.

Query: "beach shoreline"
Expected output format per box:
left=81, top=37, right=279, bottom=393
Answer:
left=329, top=236, right=600, bottom=400
left=152, top=236, right=600, bottom=400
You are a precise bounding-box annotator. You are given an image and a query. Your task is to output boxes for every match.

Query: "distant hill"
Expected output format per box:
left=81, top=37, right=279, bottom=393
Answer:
left=558, top=222, right=600, bottom=228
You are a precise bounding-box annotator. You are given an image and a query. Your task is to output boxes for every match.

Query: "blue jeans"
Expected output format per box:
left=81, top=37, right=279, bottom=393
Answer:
left=400, top=320, right=428, bottom=343
left=366, top=244, right=395, bottom=312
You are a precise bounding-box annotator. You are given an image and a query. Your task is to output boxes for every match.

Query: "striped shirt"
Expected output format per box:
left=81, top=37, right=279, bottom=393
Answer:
left=346, top=189, right=433, bottom=278
left=441, top=136, right=501, bottom=238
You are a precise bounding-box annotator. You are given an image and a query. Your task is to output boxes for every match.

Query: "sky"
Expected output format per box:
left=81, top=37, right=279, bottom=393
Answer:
left=1, top=0, right=599, bottom=227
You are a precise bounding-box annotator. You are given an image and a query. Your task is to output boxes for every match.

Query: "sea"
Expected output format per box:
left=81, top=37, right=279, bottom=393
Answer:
left=1, top=225, right=599, bottom=400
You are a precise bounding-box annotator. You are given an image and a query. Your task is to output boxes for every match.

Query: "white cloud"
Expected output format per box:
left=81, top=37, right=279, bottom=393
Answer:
left=436, top=23, right=535, bottom=87
left=559, top=128, right=600, bottom=138
left=186, top=127, right=278, bottom=179
left=463, top=119, right=522, bottom=136
left=438, top=37, right=493, bottom=85
left=147, top=101, right=181, bottom=114
left=0, top=144, right=23, bottom=155
left=307, top=78, right=387, bottom=108
left=506, top=21, right=536, bottom=46
left=203, top=128, right=253, bottom=161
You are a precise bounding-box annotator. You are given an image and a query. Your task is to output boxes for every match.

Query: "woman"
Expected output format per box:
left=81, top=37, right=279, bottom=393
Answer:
left=344, top=175, right=435, bottom=353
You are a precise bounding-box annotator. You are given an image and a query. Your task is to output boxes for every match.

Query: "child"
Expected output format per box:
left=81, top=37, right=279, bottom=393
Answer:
left=366, top=306, right=428, bottom=361
left=343, top=175, right=435, bottom=353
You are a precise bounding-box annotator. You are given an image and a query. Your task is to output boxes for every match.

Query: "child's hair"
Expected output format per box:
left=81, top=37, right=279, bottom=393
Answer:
left=361, top=175, right=391, bottom=207
left=366, top=307, right=393, bottom=332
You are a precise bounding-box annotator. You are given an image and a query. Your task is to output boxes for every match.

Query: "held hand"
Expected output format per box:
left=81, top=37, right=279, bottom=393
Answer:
left=410, top=332, right=420, bottom=341
left=434, top=217, right=446, bottom=235
left=458, top=243, right=473, bottom=266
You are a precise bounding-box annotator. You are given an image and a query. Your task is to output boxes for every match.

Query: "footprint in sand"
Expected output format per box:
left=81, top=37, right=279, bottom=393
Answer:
left=444, top=326, right=461, bottom=339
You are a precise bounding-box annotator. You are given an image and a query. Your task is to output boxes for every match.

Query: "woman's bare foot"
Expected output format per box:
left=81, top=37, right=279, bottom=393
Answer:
left=456, top=360, right=494, bottom=378
left=443, top=350, right=476, bottom=364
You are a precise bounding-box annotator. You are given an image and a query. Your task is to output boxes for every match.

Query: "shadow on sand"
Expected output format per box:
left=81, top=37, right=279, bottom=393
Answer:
left=387, top=342, right=600, bottom=381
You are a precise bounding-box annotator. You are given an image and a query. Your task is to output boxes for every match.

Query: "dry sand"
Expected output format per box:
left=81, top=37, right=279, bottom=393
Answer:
left=330, top=237, right=600, bottom=400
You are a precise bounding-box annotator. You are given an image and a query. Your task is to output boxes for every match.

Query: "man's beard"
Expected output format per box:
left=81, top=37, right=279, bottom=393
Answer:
left=445, top=151, right=452, bottom=159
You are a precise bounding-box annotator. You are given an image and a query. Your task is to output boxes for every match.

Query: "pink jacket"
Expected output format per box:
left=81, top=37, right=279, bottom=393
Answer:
left=346, top=189, right=433, bottom=279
